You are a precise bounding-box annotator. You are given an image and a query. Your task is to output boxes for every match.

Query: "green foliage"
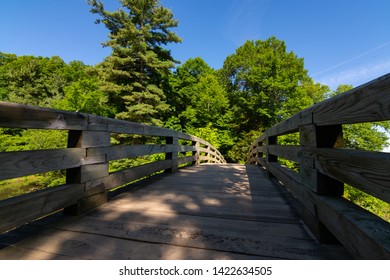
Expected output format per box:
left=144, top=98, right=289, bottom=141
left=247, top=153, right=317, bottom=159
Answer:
left=344, top=184, right=390, bottom=222
left=0, top=129, right=67, bottom=200
left=186, top=124, right=222, bottom=149
left=227, top=130, right=262, bottom=163
left=88, top=0, right=181, bottom=126
left=0, top=55, right=68, bottom=106
left=220, top=37, right=326, bottom=133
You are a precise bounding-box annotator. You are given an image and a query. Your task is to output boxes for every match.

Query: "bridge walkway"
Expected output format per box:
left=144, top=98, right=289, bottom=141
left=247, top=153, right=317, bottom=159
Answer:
left=0, top=164, right=351, bottom=259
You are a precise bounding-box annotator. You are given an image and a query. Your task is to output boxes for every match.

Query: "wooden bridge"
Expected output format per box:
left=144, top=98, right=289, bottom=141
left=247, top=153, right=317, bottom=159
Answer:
left=0, top=74, right=389, bottom=259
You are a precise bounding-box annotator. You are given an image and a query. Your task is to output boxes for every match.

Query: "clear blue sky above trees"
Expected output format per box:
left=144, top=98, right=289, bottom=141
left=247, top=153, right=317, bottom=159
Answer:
left=1, top=0, right=390, bottom=89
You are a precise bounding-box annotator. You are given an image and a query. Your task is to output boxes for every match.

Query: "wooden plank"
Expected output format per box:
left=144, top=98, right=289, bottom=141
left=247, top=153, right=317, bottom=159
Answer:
left=178, top=145, right=196, bottom=153
left=50, top=213, right=331, bottom=259
left=268, top=161, right=390, bottom=259
left=267, top=111, right=311, bottom=137
left=0, top=183, right=84, bottom=233
left=0, top=101, right=90, bottom=130
left=0, top=148, right=87, bottom=180
left=68, top=131, right=110, bottom=148
left=257, top=145, right=267, bottom=153
left=103, top=160, right=173, bottom=190
left=303, top=147, right=390, bottom=203
left=268, top=145, right=300, bottom=162
left=311, top=73, right=390, bottom=125
left=267, top=162, right=316, bottom=216
left=310, top=192, right=390, bottom=259
left=0, top=228, right=265, bottom=260
left=176, top=156, right=196, bottom=165
left=255, top=156, right=267, bottom=167
left=88, top=144, right=174, bottom=161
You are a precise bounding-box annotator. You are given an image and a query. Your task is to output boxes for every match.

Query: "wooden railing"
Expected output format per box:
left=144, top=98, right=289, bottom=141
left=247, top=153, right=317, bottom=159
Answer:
left=0, top=102, right=225, bottom=233
left=247, top=73, right=390, bottom=259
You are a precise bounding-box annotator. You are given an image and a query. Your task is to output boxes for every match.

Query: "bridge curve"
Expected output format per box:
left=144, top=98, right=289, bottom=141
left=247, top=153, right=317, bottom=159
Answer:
left=0, top=101, right=224, bottom=235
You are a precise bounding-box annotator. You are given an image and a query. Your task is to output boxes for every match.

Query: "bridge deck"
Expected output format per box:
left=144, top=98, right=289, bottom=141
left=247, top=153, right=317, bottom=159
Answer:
left=0, top=164, right=351, bottom=259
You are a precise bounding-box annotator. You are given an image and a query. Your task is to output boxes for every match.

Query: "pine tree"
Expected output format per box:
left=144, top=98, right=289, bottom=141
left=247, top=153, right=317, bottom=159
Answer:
left=88, top=0, right=181, bottom=125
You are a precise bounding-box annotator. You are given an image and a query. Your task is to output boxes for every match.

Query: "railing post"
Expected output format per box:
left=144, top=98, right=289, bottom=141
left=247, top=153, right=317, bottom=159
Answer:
left=64, top=130, right=110, bottom=215
left=299, top=124, right=344, bottom=242
left=192, top=140, right=200, bottom=165
left=206, top=145, right=211, bottom=163
left=266, top=135, right=277, bottom=176
left=165, top=136, right=178, bottom=173
left=299, top=124, right=344, bottom=195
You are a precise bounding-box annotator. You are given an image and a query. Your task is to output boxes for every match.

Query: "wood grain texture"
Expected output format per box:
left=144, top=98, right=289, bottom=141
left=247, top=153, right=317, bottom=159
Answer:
left=103, top=160, right=173, bottom=190
left=0, top=164, right=351, bottom=260
left=302, top=147, right=390, bottom=203
left=268, top=145, right=300, bottom=162
left=0, top=183, right=84, bottom=233
left=0, top=101, right=89, bottom=130
left=311, top=73, right=390, bottom=125
left=267, top=161, right=390, bottom=259
left=0, top=148, right=87, bottom=180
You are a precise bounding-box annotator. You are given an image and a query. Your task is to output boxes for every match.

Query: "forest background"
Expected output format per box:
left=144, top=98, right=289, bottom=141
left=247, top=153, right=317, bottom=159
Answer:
left=0, top=0, right=389, bottom=220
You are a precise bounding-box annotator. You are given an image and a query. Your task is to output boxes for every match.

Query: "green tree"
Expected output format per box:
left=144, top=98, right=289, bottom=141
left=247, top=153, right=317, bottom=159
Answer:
left=220, top=37, right=327, bottom=134
left=88, top=0, right=181, bottom=126
left=166, top=58, right=234, bottom=156
left=0, top=55, right=68, bottom=106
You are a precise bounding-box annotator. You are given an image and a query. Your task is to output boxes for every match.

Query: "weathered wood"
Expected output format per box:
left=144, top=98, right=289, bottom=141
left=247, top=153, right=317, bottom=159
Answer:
left=68, top=130, right=110, bottom=148
left=267, top=111, right=310, bottom=137
left=63, top=185, right=107, bottom=216
left=103, top=160, right=173, bottom=190
left=311, top=73, right=390, bottom=125
left=255, top=156, right=267, bottom=167
left=65, top=130, right=110, bottom=215
left=0, top=101, right=89, bottom=130
left=265, top=73, right=390, bottom=137
left=177, top=155, right=196, bottom=166
left=303, top=147, right=390, bottom=203
left=0, top=148, right=87, bottom=180
left=268, top=145, right=300, bottom=162
left=268, top=162, right=339, bottom=243
left=88, top=144, right=174, bottom=161
left=192, top=141, right=200, bottom=165
left=0, top=183, right=84, bottom=233
left=0, top=164, right=351, bottom=260
left=165, top=137, right=178, bottom=173
left=299, top=124, right=344, bottom=196
left=310, top=192, right=390, bottom=259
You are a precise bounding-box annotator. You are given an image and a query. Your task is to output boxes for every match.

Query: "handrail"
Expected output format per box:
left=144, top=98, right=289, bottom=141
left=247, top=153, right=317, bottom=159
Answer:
left=247, top=73, right=390, bottom=259
left=0, top=101, right=225, bottom=233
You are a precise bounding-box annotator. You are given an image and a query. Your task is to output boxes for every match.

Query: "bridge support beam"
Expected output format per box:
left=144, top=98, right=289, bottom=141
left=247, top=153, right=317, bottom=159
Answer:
left=299, top=124, right=344, bottom=243
left=165, top=136, right=178, bottom=173
left=266, top=136, right=277, bottom=177
left=64, top=130, right=110, bottom=216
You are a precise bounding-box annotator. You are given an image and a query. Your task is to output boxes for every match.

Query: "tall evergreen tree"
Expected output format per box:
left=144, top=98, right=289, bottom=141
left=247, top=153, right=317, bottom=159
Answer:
left=88, top=0, right=181, bottom=125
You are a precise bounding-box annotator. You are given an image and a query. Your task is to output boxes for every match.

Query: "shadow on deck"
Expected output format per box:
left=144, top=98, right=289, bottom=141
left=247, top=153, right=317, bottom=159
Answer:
left=0, top=164, right=352, bottom=260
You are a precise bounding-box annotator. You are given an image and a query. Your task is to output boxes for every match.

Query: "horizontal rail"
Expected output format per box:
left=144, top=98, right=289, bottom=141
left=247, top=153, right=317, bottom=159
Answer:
left=0, top=101, right=226, bottom=233
left=247, top=73, right=390, bottom=259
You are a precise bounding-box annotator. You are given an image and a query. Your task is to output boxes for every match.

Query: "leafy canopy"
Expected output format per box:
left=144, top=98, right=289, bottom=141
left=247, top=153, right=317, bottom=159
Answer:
left=88, top=0, right=181, bottom=126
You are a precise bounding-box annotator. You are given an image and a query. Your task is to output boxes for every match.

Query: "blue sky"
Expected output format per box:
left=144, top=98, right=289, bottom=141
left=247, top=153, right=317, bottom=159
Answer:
left=1, top=0, right=390, bottom=90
